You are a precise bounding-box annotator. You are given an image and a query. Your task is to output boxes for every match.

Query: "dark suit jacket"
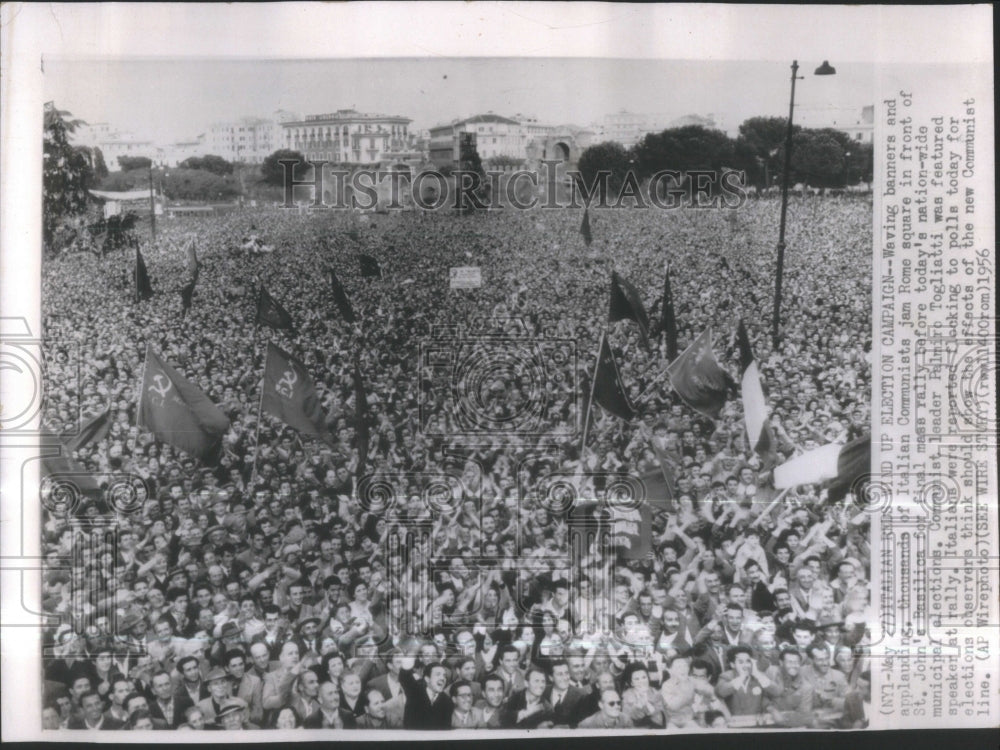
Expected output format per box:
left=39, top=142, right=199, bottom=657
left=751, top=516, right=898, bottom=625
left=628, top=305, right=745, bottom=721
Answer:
left=544, top=685, right=587, bottom=727
left=399, top=668, right=453, bottom=729
left=573, top=687, right=604, bottom=727
left=67, top=715, right=125, bottom=730
left=500, top=689, right=553, bottom=729
left=173, top=681, right=210, bottom=719
left=148, top=698, right=182, bottom=729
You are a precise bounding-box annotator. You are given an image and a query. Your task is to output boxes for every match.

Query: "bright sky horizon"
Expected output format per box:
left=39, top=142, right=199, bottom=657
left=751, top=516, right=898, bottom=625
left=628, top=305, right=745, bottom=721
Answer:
left=44, top=57, right=875, bottom=145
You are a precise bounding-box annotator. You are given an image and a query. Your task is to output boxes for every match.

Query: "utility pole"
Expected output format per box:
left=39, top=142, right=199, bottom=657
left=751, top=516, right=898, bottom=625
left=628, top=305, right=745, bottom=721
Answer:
left=148, top=163, right=157, bottom=240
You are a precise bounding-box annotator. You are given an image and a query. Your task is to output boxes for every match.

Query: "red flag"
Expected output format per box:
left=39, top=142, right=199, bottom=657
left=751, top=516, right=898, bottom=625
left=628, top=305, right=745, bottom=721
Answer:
left=64, top=408, right=112, bottom=452
left=261, top=343, right=330, bottom=441
left=256, top=285, right=296, bottom=332
left=658, top=263, right=679, bottom=360
left=591, top=333, right=637, bottom=421
left=666, top=329, right=731, bottom=419
left=609, top=271, right=650, bottom=346
left=138, top=345, right=230, bottom=461
left=135, top=249, right=154, bottom=302
left=580, top=332, right=636, bottom=453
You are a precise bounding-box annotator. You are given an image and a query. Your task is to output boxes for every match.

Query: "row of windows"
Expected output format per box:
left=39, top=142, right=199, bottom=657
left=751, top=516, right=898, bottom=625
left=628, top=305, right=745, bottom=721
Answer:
left=286, top=124, right=408, bottom=139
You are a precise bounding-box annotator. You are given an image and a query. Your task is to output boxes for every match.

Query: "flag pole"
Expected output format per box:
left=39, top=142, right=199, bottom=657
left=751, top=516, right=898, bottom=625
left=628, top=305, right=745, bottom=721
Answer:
left=249, top=330, right=265, bottom=490
left=578, top=329, right=605, bottom=459
left=749, top=487, right=791, bottom=527
left=131, top=344, right=148, bottom=458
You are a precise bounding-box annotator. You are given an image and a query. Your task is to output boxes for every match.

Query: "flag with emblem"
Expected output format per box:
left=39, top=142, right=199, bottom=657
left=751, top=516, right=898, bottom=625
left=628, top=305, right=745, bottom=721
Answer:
left=736, top=319, right=777, bottom=469
left=358, top=253, right=382, bottom=279
left=608, top=271, right=650, bottom=347
left=324, top=267, right=357, bottom=324
left=137, top=345, right=230, bottom=460
left=256, top=285, right=296, bottom=332
left=261, top=343, right=330, bottom=441
left=666, top=329, right=731, bottom=419
left=580, top=207, right=592, bottom=246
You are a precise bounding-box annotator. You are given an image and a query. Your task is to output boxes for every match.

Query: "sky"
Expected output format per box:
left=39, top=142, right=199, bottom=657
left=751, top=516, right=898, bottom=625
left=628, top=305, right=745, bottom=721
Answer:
left=44, top=57, right=875, bottom=144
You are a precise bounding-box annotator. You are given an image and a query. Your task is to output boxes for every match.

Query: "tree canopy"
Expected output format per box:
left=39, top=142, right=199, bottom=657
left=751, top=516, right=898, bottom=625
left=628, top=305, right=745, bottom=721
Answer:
left=576, top=141, right=632, bottom=198
left=631, top=125, right=736, bottom=177
left=179, top=154, right=233, bottom=175
left=42, top=104, right=94, bottom=255
left=117, top=155, right=153, bottom=171
left=261, top=149, right=309, bottom=186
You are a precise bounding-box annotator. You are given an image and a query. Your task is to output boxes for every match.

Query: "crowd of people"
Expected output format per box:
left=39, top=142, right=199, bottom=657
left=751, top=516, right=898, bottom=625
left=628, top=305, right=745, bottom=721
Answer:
left=39, top=191, right=873, bottom=731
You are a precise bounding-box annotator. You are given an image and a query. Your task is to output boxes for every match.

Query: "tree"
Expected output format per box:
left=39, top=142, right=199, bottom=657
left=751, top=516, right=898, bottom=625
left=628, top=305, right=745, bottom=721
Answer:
left=42, top=104, right=94, bottom=255
left=93, top=147, right=109, bottom=180
left=261, top=149, right=308, bottom=186
left=782, top=128, right=846, bottom=188
left=161, top=168, right=240, bottom=201
left=456, top=138, right=488, bottom=212
left=180, top=154, right=233, bottom=175
left=734, top=116, right=799, bottom=189
left=576, top=141, right=631, bottom=197
left=845, top=141, right=874, bottom=186
left=632, top=125, right=736, bottom=178
left=117, top=155, right=152, bottom=171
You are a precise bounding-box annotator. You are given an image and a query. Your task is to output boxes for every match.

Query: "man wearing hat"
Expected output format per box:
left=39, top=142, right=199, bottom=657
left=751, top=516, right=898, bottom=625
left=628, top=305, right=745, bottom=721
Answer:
left=195, top=666, right=234, bottom=725
left=215, top=697, right=253, bottom=730
left=815, top=615, right=845, bottom=663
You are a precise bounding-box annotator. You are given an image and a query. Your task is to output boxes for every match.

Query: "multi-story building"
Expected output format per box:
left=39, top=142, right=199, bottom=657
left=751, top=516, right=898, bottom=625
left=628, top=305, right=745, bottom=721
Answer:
left=99, top=135, right=158, bottom=170
left=282, top=109, right=412, bottom=164
left=155, top=137, right=208, bottom=168
left=71, top=121, right=116, bottom=150
left=429, top=113, right=561, bottom=168
left=69, top=121, right=156, bottom=169
left=591, top=110, right=675, bottom=148
left=796, top=105, right=874, bottom=144
left=208, top=116, right=288, bottom=164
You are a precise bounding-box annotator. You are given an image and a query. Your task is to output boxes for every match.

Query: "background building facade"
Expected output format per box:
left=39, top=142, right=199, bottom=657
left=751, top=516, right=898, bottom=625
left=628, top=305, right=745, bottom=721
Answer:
left=282, top=109, right=412, bottom=164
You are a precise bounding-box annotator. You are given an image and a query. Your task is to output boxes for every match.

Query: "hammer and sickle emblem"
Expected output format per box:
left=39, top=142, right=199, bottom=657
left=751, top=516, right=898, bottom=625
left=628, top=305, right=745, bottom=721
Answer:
left=276, top=368, right=297, bottom=399
left=149, top=373, right=173, bottom=399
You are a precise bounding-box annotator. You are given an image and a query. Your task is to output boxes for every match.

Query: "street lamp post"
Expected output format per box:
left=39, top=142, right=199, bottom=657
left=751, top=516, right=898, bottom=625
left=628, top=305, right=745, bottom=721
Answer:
left=771, top=60, right=836, bottom=349
left=148, top=163, right=156, bottom=241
